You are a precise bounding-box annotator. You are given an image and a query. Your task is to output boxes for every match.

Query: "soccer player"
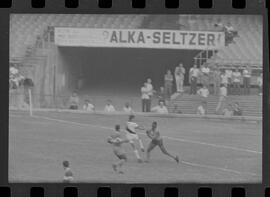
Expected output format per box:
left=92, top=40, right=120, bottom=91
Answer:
left=107, top=125, right=129, bottom=174
left=145, top=121, right=179, bottom=163
left=62, top=160, right=74, bottom=183
left=125, top=115, right=145, bottom=163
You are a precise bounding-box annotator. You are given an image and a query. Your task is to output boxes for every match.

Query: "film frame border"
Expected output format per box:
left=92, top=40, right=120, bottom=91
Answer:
left=0, top=0, right=269, bottom=196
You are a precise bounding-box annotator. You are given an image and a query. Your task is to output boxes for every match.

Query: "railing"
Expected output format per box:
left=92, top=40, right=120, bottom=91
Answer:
left=194, top=49, right=217, bottom=67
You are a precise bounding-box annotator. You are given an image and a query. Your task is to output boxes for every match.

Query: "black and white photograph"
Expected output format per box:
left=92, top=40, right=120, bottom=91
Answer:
left=9, top=14, right=262, bottom=183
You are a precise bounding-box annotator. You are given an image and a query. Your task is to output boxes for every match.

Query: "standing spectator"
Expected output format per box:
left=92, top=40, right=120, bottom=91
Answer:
left=215, top=84, right=227, bottom=114
left=174, top=63, right=185, bottom=93
left=242, top=66, right=252, bottom=95
left=197, top=85, right=209, bottom=114
left=213, top=67, right=221, bottom=95
left=123, top=102, right=134, bottom=114
left=257, top=73, right=263, bottom=96
left=221, top=71, right=228, bottom=87
left=189, top=64, right=200, bottom=94
left=225, top=68, right=233, bottom=94
left=201, top=64, right=210, bottom=89
left=104, top=100, right=116, bottom=112
left=69, top=92, right=79, bottom=110
left=23, top=77, right=34, bottom=106
left=164, top=70, right=173, bottom=99
left=232, top=102, right=243, bottom=116
left=83, top=99, right=95, bottom=112
left=232, top=68, right=242, bottom=95
left=146, top=78, right=154, bottom=110
left=156, top=86, right=166, bottom=103
left=151, top=100, right=169, bottom=114
left=141, top=83, right=150, bottom=112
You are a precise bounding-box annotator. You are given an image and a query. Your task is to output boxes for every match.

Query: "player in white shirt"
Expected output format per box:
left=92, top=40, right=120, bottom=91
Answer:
left=151, top=100, right=169, bottom=114
left=104, top=100, right=116, bottom=112
left=125, top=115, right=145, bottom=163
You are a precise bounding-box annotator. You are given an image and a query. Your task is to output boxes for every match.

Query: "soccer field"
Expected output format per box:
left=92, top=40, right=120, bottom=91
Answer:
left=9, top=110, right=262, bottom=183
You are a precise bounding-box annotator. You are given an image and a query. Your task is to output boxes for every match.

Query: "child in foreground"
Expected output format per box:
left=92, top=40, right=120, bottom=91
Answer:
left=62, top=160, right=74, bottom=183
left=107, top=125, right=129, bottom=174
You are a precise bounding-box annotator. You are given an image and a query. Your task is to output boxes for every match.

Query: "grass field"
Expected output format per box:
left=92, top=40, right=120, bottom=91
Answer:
left=9, top=110, right=262, bottom=183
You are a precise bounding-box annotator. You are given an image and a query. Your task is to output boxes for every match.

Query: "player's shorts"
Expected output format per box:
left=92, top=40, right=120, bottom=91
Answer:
left=151, top=139, right=163, bottom=146
left=116, top=153, right=127, bottom=160
left=125, top=132, right=139, bottom=143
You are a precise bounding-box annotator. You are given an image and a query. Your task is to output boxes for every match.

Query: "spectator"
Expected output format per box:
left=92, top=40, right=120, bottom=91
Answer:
left=197, top=101, right=206, bottom=116
left=156, top=86, right=166, bottom=103
left=257, top=73, right=263, bottom=96
left=104, top=100, right=116, bottom=112
left=242, top=65, right=252, bottom=95
left=141, top=82, right=150, bottom=112
left=232, top=102, right=242, bottom=116
left=146, top=78, right=154, bottom=110
left=225, top=68, right=233, bottom=94
left=213, top=67, right=221, bottom=96
left=83, top=99, right=95, bottom=112
left=174, top=63, right=185, bottom=93
left=23, top=77, right=34, bottom=105
left=223, top=104, right=233, bottom=117
left=172, top=104, right=182, bottom=114
left=220, top=71, right=228, bottom=87
left=123, top=102, right=134, bottom=114
left=69, top=92, right=79, bottom=110
left=189, top=64, right=200, bottom=95
left=224, top=22, right=238, bottom=44
left=215, top=84, right=227, bottom=114
left=151, top=100, right=168, bottom=114
left=232, top=68, right=242, bottom=95
left=164, top=70, right=173, bottom=99
left=201, top=64, right=210, bottom=89
left=197, top=85, right=209, bottom=114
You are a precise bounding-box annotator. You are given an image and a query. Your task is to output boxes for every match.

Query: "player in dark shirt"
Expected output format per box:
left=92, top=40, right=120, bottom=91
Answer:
left=145, top=121, right=179, bottom=163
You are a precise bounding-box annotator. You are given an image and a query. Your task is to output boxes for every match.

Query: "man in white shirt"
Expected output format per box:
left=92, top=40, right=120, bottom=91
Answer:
left=243, top=66, right=251, bottom=95
left=151, top=100, right=169, bottom=114
left=215, top=84, right=227, bottom=114
left=104, top=100, right=116, bottom=112
left=141, top=82, right=150, bottom=112
left=174, top=63, right=185, bottom=92
left=201, top=64, right=210, bottom=89
left=83, top=99, right=95, bottom=112
left=197, top=85, right=209, bottom=114
left=189, top=64, right=200, bottom=95
left=232, top=68, right=242, bottom=95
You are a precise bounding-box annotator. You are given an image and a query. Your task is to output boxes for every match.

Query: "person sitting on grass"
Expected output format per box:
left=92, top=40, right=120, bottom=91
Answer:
left=232, top=102, right=243, bottom=116
left=151, top=100, right=169, bottom=114
left=223, top=104, right=233, bottom=117
left=196, top=101, right=206, bottom=116
left=123, top=102, right=134, bottom=114
left=62, top=160, right=74, bottom=183
left=83, top=99, right=95, bottom=112
left=69, top=91, right=79, bottom=110
left=104, top=99, right=116, bottom=113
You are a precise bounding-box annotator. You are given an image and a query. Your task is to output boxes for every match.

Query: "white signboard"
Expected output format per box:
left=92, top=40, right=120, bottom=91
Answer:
left=55, top=28, right=225, bottom=50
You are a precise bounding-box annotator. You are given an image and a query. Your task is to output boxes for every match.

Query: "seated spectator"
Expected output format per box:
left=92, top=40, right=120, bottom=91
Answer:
left=232, top=102, right=242, bottom=116
left=223, top=104, right=233, bottom=117
left=172, top=104, right=182, bottom=114
left=104, top=100, right=116, bottom=112
left=83, top=99, right=95, bottom=112
left=123, top=102, right=134, bottom=113
left=69, top=92, right=79, bottom=110
left=197, top=101, right=206, bottom=116
left=257, top=73, right=263, bottom=96
left=151, top=100, right=168, bottom=114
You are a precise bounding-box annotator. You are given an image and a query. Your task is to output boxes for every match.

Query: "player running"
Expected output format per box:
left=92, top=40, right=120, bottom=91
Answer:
left=145, top=121, right=179, bottom=163
left=125, top=115, right=145, bottom=163
left=62, top=160, right=74, bottom=183
left=107, top=124, right=129, bottom=174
